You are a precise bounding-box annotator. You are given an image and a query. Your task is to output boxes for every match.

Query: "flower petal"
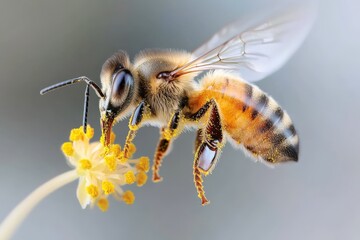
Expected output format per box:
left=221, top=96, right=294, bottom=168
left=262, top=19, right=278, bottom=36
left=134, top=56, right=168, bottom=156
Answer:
left=76, top=178, right=90, bottom=209
left=89, top=142, right=103, bottom=161
left=66, top=156, right=78, bottom=168
left=73, top=140, right=86, bottom=156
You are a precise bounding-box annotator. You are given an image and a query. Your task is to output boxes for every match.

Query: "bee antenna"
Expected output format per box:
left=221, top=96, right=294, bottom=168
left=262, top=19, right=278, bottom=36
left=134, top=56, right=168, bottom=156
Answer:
left=40, top=76, right=105, bottom=133
left=83, top=84, right=90, bottom=133
left=40, top=76, right=104, bottom=98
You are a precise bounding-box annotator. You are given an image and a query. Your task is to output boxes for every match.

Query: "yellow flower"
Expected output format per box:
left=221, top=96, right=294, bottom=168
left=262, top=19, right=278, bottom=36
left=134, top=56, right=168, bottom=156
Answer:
left=0, top=126, right=152, bottom=240
left=61, top=126, right=149, bottom=209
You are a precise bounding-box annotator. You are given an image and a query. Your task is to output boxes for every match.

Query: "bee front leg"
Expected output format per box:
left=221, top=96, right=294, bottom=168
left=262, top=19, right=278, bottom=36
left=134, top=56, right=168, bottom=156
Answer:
left=123, top=101, right=151, bottom=158
left=152, top=110, right=183, bottom=182
left=188, top=99, right=224, bottom=205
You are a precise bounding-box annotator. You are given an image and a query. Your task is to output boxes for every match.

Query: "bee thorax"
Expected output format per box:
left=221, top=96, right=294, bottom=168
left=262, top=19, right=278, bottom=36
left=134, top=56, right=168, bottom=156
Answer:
left=134, top=49, right=196, bottom=123
left=147, top=86, right=188, bottom=123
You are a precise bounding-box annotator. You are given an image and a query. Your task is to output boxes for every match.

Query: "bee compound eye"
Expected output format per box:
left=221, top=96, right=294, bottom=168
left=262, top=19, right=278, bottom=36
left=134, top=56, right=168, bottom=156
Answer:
left=112, top=69, right=134, bottom=100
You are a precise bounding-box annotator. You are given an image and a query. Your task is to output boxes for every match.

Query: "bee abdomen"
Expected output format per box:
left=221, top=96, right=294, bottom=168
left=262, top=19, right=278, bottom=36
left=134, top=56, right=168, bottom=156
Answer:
left=244, top=125, right=299, bottom=163
left=188, top=71, right=299, bottom=164
left=240, top=85, right=299, bottom=163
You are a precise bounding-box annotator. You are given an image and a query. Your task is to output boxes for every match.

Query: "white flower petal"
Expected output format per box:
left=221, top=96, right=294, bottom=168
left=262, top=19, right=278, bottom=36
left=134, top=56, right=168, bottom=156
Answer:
left=66, top=156, right=78, bottom=168
left=73, top=140, right=86, bottom=157
left=76, top=178, right=90, bottom=209
left=89, top=142, right=102, bottom=152
left=89, top=142, right=103, bottom=161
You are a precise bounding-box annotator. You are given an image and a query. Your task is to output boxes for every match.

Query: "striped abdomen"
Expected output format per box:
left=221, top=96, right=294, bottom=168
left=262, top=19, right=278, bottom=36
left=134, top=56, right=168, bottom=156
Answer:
left=188, top=71, right=299, bottom=163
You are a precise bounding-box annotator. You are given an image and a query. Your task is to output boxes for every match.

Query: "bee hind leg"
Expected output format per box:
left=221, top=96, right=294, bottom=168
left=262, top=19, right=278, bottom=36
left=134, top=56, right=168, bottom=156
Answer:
left=188, top=99, right=224, bottom=205
left=152, top=110, right=183, bottom=182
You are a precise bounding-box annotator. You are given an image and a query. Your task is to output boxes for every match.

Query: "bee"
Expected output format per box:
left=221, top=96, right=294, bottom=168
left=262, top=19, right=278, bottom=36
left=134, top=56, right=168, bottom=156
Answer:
left=41, top=4, right=315, bottom=205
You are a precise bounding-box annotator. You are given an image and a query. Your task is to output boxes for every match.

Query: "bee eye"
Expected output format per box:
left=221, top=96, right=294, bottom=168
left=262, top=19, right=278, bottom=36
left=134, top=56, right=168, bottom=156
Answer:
left=112, top=69, right=134, bottom=100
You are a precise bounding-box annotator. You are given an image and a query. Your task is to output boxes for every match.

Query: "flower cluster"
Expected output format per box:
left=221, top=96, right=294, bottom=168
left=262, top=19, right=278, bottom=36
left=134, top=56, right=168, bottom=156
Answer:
left=61, top=126, right=150, bottom=211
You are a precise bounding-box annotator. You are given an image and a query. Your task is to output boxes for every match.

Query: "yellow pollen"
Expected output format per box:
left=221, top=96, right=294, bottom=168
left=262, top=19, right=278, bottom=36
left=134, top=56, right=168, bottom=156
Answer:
left=104, top=155, right=117, bottom=172
left=163, top=129, right=173, bottom=140
left=136, top=157, right=150, bottom=172
left=86, top=185, right=99, bottom=199
left=136, top=171, right=148, bottom=187
left=100, top=131, right=116, bottom=146
left=110, top=132, right=116, bottom=144
left=102, top=181, right=115, bottom=195
left=110, top=144, right=122, bottom=158
left=122, top=190, right=135, bottom=204
left=127, top=143, right=137, bottom=157
left=97, top=198, right=109, bottom=212
left=69, top=127, right=85, bottom=141
left=101, top=146, right=110, bottom=156
left=124, top=171, right=136, bottom=184
left=119, top=152, right=128, bottom=164
left=61, top=142, right=74, bottom=156
left=78, top=159, right=92, bottom=170
left=100, top=134, right=105, bottom=146
left=85, top=125, right=94, bottom=139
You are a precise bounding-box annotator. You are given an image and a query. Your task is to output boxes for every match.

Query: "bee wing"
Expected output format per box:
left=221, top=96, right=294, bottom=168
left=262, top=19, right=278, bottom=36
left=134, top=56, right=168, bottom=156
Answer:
left=171, top=3, right=316, bottom=82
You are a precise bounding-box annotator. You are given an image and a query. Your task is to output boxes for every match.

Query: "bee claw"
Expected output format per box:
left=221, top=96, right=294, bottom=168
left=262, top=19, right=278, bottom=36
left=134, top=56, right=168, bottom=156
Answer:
left=201, top=197, right=210, bottom=206
left=152, top=174, right=163, bottom=183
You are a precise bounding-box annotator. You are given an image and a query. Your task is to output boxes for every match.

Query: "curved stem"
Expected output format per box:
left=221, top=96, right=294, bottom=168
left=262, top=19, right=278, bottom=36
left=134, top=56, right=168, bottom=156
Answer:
left=0, top=170, right=78, bottom=240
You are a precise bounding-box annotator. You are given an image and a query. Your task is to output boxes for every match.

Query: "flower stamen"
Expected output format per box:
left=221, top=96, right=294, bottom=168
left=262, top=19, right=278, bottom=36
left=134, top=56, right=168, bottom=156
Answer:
left=85, top=126, right=94, bottom=139
left=110, top=144, right=122, bottom=158
left=124, top=171, right=136, bottom=185
left=104, top=155, right=117, bottom=172
left=102, top=181, right=115, bottom=195
left=122, top=190, right=135, bottom=204
left=97, top=198, right=109, bottom=212
left=69, top=127, right=85, bottom=141
left=136, top=171, right=148, bottom=187
left=78, top=159, right=92, bottom=170
left=127, top=143, right=137, bottom=157
left=61, top=142, right=74, bottom=156
left=86, top=185, right=99, bottom=199
left=136, top=157, right=150, bottom=172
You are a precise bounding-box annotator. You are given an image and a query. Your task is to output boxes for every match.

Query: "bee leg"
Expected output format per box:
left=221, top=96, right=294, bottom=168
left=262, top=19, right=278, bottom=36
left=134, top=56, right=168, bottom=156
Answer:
left=193, top=129, right=208, bottom=205
left=188, top=99, right=224, bottom=205
left=152, top=128, right=172, bottom=182
left=123, top=101, right=151, bottom=158
left=194, top=129, right=203, bottom=151
left=152, top=110, right=183, bottom=182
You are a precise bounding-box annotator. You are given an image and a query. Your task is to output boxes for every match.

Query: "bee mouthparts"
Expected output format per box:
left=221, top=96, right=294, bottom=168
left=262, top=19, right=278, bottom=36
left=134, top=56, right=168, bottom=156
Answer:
left=101, top=116, right=114, bottom=146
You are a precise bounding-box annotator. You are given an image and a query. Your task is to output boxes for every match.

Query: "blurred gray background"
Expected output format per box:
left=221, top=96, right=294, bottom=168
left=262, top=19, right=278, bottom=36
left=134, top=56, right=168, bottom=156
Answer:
left=0, top=0, right=359, bottom=239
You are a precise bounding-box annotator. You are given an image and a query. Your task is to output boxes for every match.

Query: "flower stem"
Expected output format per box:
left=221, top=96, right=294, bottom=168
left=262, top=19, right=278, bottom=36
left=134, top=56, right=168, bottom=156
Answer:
left=0, top=170, right=78, bottom=240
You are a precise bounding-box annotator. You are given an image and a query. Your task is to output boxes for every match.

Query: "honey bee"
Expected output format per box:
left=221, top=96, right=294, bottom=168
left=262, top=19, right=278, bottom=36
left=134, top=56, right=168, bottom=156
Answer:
left=41, top=4, right=315, bottom=205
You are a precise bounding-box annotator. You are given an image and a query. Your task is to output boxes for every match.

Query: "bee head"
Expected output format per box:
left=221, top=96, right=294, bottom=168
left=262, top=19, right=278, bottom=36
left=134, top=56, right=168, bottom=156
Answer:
left=99, top=51, right=136, bottom=145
